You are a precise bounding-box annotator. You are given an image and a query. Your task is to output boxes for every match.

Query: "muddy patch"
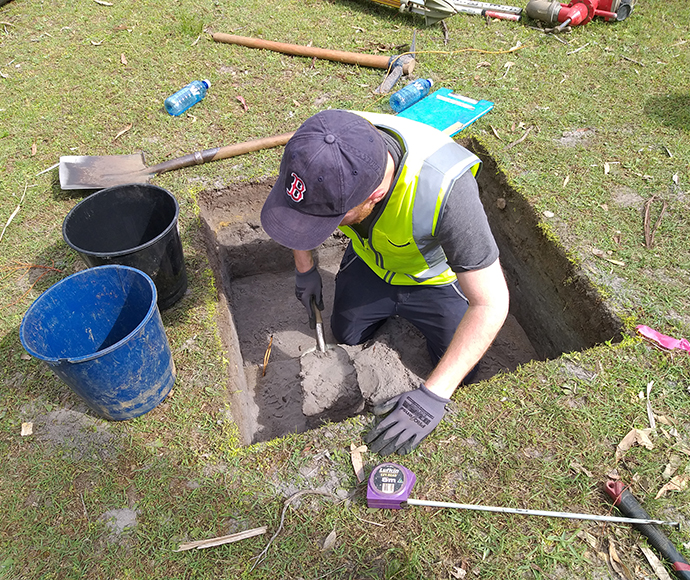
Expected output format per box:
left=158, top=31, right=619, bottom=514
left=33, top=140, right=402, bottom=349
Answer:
left=22, top=404, right=119, bottom=460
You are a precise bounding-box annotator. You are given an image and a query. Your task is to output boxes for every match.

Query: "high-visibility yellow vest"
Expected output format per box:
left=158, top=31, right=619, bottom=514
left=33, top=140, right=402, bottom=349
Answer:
left=338, top=112, right=482, bottom=286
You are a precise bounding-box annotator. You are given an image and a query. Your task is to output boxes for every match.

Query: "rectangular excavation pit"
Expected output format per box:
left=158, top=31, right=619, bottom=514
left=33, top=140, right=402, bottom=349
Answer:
left=198, top=148, right=623, bottom=445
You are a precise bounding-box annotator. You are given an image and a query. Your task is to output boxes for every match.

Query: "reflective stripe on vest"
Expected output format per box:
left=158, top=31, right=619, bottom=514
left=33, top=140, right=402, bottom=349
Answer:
left=338, top=111, right=481, bottom=286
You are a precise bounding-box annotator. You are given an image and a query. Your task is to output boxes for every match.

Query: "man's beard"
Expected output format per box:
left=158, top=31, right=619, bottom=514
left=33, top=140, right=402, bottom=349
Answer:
left=342, top=200, right=376, bottom=225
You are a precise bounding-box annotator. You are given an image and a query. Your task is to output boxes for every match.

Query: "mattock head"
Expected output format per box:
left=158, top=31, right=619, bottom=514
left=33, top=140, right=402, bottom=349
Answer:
left=374, top=30, right=417, bottom=94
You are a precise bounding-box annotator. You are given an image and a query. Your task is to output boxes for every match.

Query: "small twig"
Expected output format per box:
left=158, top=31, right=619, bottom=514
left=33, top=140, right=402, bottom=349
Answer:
left=250, top=490, right=338, bottom=572
left=622, top=55, right=644, bottom=66
left=112, top=123, right=132, bottom=142
left=35, top=162, right=59, bottom=176
left=0, top=183, right=29, bottom=243
left=262, top=335, right=273, bottom=376
left=313, top=565, right=349, bottom=579
left=351, top=512, right=385, bottom=527
left=502, top=126, right=532, bottom=151
left=440, top=20, right=449, bottom=45
left=643, top=195, right=667, bottom=249
left=567, top=42, right=590, bottom=55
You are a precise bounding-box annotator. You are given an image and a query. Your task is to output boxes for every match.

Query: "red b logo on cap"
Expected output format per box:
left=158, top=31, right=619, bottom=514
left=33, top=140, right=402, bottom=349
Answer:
left=286, top=172, right=306, bottom=202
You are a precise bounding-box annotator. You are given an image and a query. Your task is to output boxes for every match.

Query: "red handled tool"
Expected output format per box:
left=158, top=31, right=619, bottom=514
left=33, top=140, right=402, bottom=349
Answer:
left=605, top=480, right=690, bottom=579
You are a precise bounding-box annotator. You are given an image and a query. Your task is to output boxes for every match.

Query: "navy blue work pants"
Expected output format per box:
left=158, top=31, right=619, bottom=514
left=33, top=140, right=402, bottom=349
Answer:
left=330, top=244, right=470, bottom=366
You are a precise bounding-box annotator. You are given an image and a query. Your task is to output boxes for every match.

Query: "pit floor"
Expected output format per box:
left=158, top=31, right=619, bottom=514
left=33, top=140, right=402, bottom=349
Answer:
left=199, top=181, right=540, bottom=443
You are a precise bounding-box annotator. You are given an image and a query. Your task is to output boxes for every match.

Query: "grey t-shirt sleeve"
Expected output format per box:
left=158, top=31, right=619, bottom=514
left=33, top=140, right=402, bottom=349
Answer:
left=435, top=170, right=499, bottom=273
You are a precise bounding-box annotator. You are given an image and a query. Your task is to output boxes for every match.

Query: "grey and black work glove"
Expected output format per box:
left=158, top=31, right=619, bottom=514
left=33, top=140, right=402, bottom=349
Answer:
left=364, top=384, right=450, bottom=456
left=295, top=265, right=324, bottom=329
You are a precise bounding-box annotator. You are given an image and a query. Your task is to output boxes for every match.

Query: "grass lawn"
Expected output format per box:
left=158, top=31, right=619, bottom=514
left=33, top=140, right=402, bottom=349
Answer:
left=1, top=0, right=689, bottom=578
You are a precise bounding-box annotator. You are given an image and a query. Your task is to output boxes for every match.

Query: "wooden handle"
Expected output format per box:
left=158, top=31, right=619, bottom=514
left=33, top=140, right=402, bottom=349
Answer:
left=147, top=132, right=295, bottom=176
left=209, top=132, right=295, bottom=161
left=212, top=32, right=393, bottom=70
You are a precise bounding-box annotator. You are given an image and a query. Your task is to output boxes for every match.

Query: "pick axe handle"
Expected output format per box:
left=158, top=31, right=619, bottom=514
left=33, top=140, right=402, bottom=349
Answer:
left=147, top=132, right=295, bottom=176
left=212, top=33, right=394, bottom=70
left=605, top=481, right=690, bottom=579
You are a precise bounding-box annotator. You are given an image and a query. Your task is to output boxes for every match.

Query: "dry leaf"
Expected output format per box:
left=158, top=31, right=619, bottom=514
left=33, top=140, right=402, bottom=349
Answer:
left=31, top=143, right=37, bottom=156
left=655, top=474, right=689, bottom=499
left=236, top=95, right=249, bottom=112
left=94, top=0, right=114, bottom=4
left=21, top=422, right=33, bottom=436
left=592, top=248, right=626, bottom=267
left=321, top=530, right=337, bottom=551
left=638, top=544, right=673, bottom=580
left=120, top=53, right=127, bottom=65
left=673, top=173, right=679, bottom=185
left=655, top=415, right=673, bottom=426
left=562, top=175, right=570, bottom=187
left=350, top=443, right=366, bottom=483
left=674, top=442, right=690, bottom=456
left=570, top=461, right=593, bottom=478
left=113, top=123, right=132, bottom=142
left=604, top=162, right=610, bottom=174
left=615, top=428, right=654, bottom=461
left=608, top=539, right=634, bottom=580
left=662, top=454, right=682, bottom=480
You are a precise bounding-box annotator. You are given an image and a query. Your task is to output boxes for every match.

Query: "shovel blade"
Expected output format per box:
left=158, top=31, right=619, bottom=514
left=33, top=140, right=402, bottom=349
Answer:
left=59, top=153, right=153, bottom=190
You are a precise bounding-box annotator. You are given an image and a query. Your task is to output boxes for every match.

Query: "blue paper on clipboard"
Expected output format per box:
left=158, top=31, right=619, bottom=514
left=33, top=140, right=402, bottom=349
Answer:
left=397, top=88, right=494, bottom=136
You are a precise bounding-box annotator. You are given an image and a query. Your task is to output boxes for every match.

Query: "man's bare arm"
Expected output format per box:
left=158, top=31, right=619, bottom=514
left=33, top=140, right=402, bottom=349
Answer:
left=424, top=259, right=510, bottom=399
left=293, top=249, right=314, bottom=273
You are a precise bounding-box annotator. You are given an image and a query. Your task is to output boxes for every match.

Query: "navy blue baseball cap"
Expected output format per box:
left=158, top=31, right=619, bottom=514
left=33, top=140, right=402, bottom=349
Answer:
left=261, top=110, right=387, bottom=251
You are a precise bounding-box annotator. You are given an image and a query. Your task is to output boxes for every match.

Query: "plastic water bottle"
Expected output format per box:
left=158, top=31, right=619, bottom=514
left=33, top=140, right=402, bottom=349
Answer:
left=389, top=78, right=433, bottom=113
left=164, top=80, right=210, bottom=116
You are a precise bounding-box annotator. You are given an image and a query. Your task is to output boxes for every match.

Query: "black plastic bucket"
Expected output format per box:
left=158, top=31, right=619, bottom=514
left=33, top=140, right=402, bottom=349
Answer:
left=62, top=183, right=187, bottom=310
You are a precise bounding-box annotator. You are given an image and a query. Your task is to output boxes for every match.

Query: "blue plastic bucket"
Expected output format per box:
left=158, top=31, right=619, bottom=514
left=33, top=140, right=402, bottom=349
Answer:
left=20, top=265, right=175, bottom=420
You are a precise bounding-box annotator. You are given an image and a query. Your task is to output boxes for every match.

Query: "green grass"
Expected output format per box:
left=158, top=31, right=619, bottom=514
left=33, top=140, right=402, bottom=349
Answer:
left=2, top=0, right=690, bottom=578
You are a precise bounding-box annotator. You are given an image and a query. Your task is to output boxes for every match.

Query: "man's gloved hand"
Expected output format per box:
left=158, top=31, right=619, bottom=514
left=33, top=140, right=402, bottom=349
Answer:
left=364, top=384, right=450, bottom=456
left=295, top=265, right=324, bottom=329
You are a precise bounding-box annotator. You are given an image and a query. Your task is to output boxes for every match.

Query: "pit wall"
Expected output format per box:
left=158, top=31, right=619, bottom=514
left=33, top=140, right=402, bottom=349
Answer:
left=464, top=139, right=624, bottom=359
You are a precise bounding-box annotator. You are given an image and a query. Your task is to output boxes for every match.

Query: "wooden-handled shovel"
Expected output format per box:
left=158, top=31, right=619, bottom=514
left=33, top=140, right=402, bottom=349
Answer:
left=59, top=132, right=295, bottom=190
